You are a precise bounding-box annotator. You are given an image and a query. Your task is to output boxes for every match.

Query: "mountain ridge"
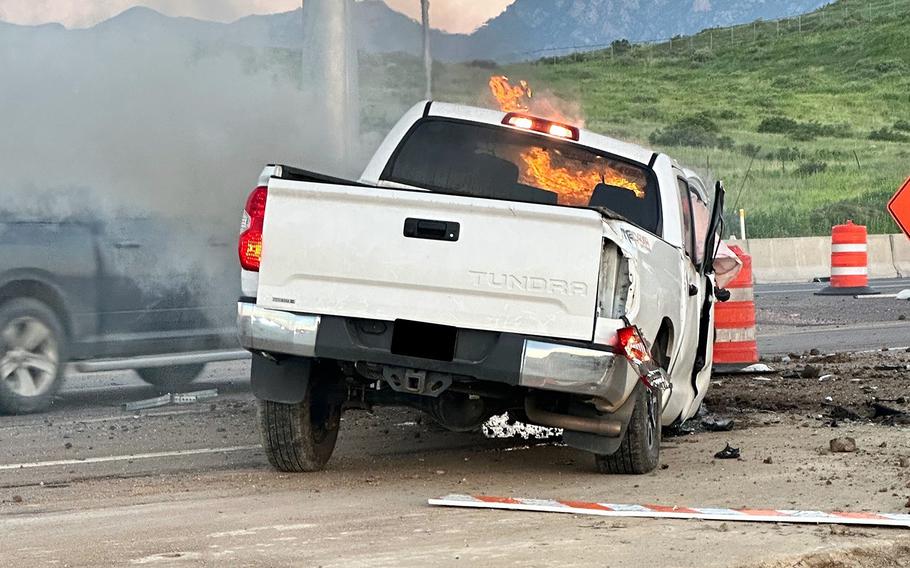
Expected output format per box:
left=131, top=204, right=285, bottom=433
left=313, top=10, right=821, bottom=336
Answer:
left=0, top=0, right=832, bottom=61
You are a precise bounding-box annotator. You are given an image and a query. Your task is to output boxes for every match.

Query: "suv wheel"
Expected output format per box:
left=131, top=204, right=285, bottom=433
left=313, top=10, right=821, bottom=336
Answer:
left=0, top=298, right=67, bottom=414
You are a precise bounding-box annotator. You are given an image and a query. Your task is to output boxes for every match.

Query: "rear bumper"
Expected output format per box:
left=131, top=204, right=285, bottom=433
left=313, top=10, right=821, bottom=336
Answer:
left=238, top=302, right=620, bottom=397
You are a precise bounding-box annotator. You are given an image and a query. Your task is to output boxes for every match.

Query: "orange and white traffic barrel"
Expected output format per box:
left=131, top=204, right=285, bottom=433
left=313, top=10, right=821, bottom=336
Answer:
left=815, top=221, right=878, bottom=296
left=713, top=245, right=759, bottom=369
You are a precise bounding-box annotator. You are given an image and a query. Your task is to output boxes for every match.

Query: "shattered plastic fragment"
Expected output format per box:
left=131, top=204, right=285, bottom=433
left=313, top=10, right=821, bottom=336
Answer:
left=701, top=416, right=734, bottom=432
left=714, top=443, right=741, bottom=460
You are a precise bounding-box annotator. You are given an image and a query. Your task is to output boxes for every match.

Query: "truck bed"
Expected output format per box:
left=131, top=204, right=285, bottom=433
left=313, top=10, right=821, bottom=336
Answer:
left=256, top=179, right=606, bottom=341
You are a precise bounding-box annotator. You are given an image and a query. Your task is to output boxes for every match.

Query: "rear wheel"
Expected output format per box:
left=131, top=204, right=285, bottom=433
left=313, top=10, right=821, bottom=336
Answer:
left=0, top=299, right=67, bottom=414
left=137, top=364, right=205, bottom=391
left=257, top=376, right=341, bottom=472
left=594, top=338, right=668, bottom=475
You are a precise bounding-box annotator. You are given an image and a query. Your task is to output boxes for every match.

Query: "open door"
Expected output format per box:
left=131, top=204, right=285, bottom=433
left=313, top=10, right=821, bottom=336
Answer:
left=689, top=181, right=726, bottom=406
left=700, top=181, right=726, bottom=278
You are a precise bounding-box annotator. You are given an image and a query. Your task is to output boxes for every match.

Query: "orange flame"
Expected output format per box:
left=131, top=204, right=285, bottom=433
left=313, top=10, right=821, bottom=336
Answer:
left=488, top=75, right=532, bottom=112
left=487, top=75, right=644, bottom=205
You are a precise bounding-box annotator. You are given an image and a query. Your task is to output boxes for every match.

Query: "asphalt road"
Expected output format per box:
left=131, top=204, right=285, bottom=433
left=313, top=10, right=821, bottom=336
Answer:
left=755, top=277, right=910, bottom=355
left=3, top=362, right=910, bottom=567
left=2, top=281, right=910, bottom=566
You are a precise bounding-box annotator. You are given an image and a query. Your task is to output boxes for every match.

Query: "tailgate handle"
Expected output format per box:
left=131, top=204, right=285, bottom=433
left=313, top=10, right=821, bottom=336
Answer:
left=403, top=218, right=460, bottom=242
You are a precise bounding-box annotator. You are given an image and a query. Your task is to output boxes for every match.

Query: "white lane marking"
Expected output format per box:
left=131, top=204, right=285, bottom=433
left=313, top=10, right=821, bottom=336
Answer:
left=0, top=409, right=212, bottom=431
left=757, top=320, right=910, bottom=338
left=0, top=445, right=260, bottom=471
left=756, top=282, right=909, bottom=294
left=207, top=523, right=316, bottom=539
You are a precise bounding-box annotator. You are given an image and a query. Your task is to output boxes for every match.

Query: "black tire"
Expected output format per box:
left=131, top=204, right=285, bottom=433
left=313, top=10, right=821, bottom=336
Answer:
left=257, top=378, right=341, bottom=473
left=0, top=298, right=67, bottom=415
left=594, top=338, right=669, bottom=475
left=137, top=364, right=205, bottom=391
left=594, top=383, right=661, bottom=474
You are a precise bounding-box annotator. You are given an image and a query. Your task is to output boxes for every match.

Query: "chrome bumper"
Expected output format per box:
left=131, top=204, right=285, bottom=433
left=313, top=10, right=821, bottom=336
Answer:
left=237, top=303, right=320, bottom=358
left=519, top=341, right=618, bottom=396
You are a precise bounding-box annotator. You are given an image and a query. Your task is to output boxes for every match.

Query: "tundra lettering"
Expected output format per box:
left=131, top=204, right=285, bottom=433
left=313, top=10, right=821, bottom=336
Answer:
left=468, top=270, right=588, bottom=296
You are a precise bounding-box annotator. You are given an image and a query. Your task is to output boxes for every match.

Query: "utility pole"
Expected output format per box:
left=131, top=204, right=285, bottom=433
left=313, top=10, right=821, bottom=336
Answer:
left=301, top=0, right=360, bottom=175
left=421, top=0, right=432, bottom=100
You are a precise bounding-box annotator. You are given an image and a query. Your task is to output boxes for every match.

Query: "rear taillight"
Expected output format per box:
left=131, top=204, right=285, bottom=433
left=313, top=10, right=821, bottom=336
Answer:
left=617, top=326, right=651, bottom=366
left=239, top=186, right=268, bottom=271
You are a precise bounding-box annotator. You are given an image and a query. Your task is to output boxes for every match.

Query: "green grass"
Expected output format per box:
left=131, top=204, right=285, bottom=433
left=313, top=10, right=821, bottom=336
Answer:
left=243, top=0, right=910, bottom=238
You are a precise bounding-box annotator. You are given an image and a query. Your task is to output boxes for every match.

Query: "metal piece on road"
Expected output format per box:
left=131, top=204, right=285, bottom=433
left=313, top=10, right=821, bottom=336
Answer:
left=172, top=389, right=219, bottom=405
left=429, top=494, right=910, bottom=528
left=855, top=293, right=899, bottom=299
left=123, top=393, right=172, bottom=411
left=73, top=349, right=250, bottom=373
left=123, top=389, right=219, bottom=411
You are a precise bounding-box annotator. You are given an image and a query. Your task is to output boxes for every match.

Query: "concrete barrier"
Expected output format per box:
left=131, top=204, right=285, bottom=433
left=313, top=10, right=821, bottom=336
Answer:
left=727, top=234, right=903, bottom=284
left=868, top=234, right=899, bottom=279
left=744, top=237, right=831, bottom=284
left=892, top=234, right=910, bottom=278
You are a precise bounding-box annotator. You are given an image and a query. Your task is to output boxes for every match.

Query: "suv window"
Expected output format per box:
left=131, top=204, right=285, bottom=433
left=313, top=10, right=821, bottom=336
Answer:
left=383, top=118, right=662, bottom=234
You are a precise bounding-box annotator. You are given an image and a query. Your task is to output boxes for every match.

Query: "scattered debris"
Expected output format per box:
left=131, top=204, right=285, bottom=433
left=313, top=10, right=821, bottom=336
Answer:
left=428, top=494, right=910, bottom=528
left=898, top=457, right=909, bottom=469
left=714, top=444, right=741, bottom=460
left=12, top=495, right=23, bottom=503
left=740, top=363, right=774, bottom=373
left=829, top=437, right=858, bottom=453
left=818, top=374, right=834, bottom=382
left=871, top=402, right=905, bottom=418
left=896, top=289, right=910, bottom=301
left=123, top=389, right=219, bottom=412
left=752, top=376, right=772, bottom=382
left=800, top=365, right=821, bottom=379
left=763, top=456, right=773, bottom=464
left=825, top=405, right=862, bottom=421
left=701, top=416, right=734, bottom=432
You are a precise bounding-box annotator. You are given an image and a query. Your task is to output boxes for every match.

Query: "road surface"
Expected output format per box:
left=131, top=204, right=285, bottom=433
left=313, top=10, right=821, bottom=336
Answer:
left=756, top=278, right=910, bottom=355
left=2, top=281, right=910, bottom=567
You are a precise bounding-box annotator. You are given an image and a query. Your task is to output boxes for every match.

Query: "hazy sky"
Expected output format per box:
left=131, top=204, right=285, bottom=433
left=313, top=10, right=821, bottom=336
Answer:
left=0, top=0, right=514, bottom=33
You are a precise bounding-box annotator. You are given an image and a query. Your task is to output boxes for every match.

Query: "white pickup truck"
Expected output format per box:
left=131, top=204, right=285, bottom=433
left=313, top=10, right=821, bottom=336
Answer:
left=237, top=102, right=725, bottom=475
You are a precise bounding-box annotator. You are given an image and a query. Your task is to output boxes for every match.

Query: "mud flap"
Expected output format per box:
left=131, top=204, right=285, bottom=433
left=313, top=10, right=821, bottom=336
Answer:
left=561, top=383, right=642, bottom=456
left=250, top=352, right=311, bottom=404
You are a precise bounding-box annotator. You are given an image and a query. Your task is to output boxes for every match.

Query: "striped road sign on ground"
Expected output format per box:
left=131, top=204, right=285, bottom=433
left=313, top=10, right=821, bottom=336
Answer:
left=428, top=494, right=910, bottom=528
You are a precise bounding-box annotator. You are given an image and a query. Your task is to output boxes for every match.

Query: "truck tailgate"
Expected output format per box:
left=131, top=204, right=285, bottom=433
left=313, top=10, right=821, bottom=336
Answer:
left=257, top=180, right=604, bottom=341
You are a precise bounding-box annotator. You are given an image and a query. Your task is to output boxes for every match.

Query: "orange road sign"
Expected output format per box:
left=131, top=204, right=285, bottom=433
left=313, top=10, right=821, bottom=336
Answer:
left=889, top=176, right=910, bottom=239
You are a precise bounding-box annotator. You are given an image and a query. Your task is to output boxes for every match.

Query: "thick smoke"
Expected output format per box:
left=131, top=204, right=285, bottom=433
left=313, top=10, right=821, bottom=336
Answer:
left=0, top=21, right=370, bottom=330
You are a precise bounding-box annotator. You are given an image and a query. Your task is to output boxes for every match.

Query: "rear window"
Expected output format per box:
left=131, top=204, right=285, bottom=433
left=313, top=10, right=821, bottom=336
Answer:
left=382, top=118, right=660, bottom=234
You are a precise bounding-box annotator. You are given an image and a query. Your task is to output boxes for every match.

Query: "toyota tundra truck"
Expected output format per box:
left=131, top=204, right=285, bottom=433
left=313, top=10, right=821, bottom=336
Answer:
left=237, top=101, right=725, bottom=475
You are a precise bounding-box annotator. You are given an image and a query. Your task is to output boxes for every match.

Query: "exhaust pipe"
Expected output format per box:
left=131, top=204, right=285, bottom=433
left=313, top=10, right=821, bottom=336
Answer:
left=524, top=395, right=621, bottom=437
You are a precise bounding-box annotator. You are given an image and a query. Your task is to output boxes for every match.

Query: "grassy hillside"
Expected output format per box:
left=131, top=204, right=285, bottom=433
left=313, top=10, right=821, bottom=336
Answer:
left=247, top=0, right=909, bottom=238
left=505, top=0, right=910, bottom=237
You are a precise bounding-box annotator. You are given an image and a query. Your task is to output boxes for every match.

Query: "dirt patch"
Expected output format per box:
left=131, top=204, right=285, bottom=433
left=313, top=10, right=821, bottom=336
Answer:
left=753, top=542, right=910, bottom=568
left=708, top=350, right=910, bottom=420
